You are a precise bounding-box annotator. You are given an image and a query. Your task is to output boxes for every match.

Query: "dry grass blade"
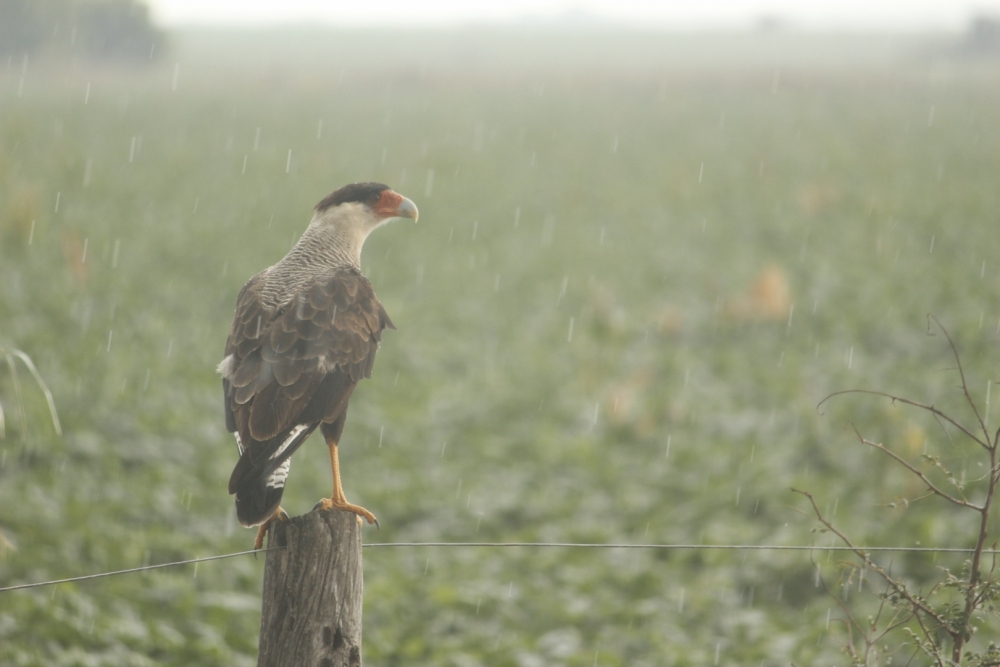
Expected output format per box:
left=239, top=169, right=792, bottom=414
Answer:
left=2, top=350, right=26, bottom=438
left=0, top=346, right=62, bottom=438
left=10, top=350, right=62, bottom=436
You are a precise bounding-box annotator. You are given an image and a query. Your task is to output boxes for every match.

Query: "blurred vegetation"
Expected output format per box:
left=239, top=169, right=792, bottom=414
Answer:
left=0, top=0, right=164, bottom=61
left=1, top=27, right=1000, bottom=666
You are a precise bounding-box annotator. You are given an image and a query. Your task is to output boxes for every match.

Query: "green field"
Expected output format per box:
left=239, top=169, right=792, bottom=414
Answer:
left=2, top=28, right=1000, bottom=665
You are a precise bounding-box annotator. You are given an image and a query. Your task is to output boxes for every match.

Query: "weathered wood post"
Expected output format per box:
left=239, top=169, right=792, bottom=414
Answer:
left=257, top=509, right=363, bottom=667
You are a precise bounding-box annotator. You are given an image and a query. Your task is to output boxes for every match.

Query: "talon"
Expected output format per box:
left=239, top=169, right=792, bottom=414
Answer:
left=253, top=506, right=289, bottom=550
left=316, top=497, right=378, bottom=527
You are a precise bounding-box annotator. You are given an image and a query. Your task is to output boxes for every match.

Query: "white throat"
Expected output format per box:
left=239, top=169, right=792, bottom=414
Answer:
left=291, top=202, right=383, bottom=271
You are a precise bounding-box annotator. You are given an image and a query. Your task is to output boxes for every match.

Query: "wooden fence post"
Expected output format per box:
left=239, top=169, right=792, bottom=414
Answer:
left=257, top=509, right=363, bottom=667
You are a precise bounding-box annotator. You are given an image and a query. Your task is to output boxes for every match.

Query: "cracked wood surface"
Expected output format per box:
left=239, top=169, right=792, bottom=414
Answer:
left=258, top=509, right=363, bottom=667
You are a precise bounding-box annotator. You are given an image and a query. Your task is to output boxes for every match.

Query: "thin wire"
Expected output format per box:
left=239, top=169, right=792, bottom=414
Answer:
left=0, top=547, right=286, bottom=593
left=363, top=542, right=1000, bottom=554
left=3, top=542, right=994, bottom=594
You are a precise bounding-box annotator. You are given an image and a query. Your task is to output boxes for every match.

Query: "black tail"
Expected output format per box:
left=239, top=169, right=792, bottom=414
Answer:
left=230, top=452, right=289, bottom=526
left=234, top=478, right=284, bottom=527
left=227, top=423, right=318, bottom=527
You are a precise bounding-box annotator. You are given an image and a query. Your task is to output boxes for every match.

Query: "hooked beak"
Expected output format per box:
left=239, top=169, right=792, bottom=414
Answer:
left=395, top=196, right=418, bottom=223
left=373, top=189, right=419, bottom=223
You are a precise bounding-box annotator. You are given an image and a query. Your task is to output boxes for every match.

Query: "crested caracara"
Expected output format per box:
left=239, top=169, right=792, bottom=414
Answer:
left=218, top=182, right=417, bottom=548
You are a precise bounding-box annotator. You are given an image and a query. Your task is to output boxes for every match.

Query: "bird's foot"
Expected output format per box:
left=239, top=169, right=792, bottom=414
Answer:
left=253, top=506, right=290, bottom=550
left=314, top=497, right=379, bottom=529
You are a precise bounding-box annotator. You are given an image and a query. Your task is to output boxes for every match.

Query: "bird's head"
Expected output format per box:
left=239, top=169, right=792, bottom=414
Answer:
left=313, top=182, right=418, bottom=236
left=299, top=182, right=417, bottom=269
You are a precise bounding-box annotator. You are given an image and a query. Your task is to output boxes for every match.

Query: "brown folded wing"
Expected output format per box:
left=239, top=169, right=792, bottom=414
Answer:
left=223, top=267, right=394, bottom=489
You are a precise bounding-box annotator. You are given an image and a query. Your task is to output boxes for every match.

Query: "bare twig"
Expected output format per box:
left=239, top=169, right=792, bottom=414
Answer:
left=793, top=488, right=954, bottom=638
left=819, top=389, right=987, bottom=450
left=911, top=612, right=945, bottom=667
left=848, top=423, right=980, bottom=510
left=813, top=556, right=868, bottom=659
left=813, top=320, right=1000, bottom=665
left=928, top=314, right=990, bottom=447
left=932, top=411, right=961, bottom=451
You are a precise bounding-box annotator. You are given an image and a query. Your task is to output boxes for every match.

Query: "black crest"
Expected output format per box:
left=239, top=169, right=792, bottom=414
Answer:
left=314, top=182, right=390, bottom=213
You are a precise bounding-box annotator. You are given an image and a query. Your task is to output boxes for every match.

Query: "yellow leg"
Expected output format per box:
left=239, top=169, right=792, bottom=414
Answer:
left=316, top=441, right=378, bottom=528
left=253, top=506, right=289, bottom=550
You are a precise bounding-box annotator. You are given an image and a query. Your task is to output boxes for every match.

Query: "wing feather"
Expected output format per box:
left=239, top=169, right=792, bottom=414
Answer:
left=272, top=355, right=306, bottom=387
left=269, top=328, right=296, bottom=355
left=230, top=353, right=261, bottom=388
left=223, top=267, right=391, bottom=492
left=284, top=368, right=320, bottom=400
left=307, top=282, right=332, bottom=310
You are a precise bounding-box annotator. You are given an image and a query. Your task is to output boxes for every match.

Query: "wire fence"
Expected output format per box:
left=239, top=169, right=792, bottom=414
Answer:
left=3, top=541, right=995, bottom=594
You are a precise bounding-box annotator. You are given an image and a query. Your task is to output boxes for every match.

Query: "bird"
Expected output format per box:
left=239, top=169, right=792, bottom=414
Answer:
left=218, top=182, right=417, bottom=548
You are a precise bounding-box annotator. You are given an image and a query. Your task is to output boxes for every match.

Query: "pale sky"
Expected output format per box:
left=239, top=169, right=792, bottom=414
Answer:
left=148, top=0, right=1000, bottom=32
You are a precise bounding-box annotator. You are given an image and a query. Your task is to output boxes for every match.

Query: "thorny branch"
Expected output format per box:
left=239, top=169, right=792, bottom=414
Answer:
left=848, top=423, right=979, bottom=510
left=813, top=558, right=864, bottom=660
left=928, top=315, right=991, bottom=448
left=818, top=388, right=987, bottom=451
left=813, top=557, right=877, bottom=664
left=808, top=318, right=1000, bottom=665
left=793, top=488, right=952, bottom=632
